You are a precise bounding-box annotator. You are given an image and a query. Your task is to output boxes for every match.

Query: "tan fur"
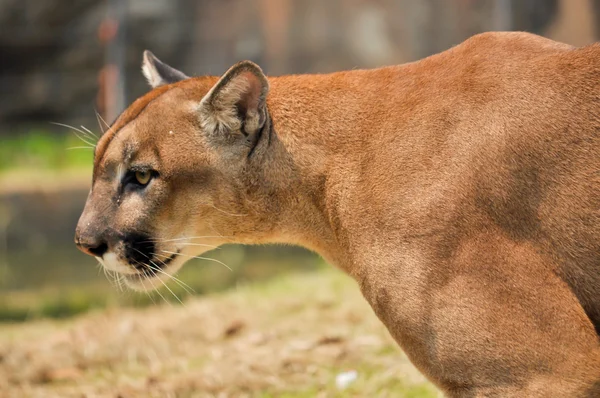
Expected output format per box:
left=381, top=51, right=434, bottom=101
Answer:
left=76, top=32, right=600, bottom=396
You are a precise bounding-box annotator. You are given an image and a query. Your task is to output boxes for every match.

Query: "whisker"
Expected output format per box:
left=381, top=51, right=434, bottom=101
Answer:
left=102, top=264, right=110, bottom=281
left=173, top=242, right=220, bottom=250
left=75, top=133, right=96, bottom=147
left=132, top=253, right=172, bottom=305
left=80, top=125, right=98, bottom=139
left=66, top=146, right=95, bottom=150
left=147, top=235, right=230, bottom=243
left=150, top=253, right=196, bottom=295
left=51, top=122, right=92, bottom=137
left=95, top=109, right=110, bottom=132
left=149, top=259, right=184, bottom=305
left=152, top=253, right=202, bottom=294
left=51, top=122, right=97, bottom=146
left=137, top=273, right=156, bottom=305
left=159, top=270, right=195, bottom=296
left=95, top=111, right=105, bottom=134
left=131, top=259, right=160, bottom=306
left=161, top=250, right=233, bottom=272
left=109, top=271, right=120, bottom=290
left=103, top=268, right=119, bottom=290
left=208, top=225, right=235, bottom=244
left=146, top=269, right=171, bottom=307
left=153, top=283, right=171, bottom=306
left=116, top=273, right=124, bottom=292
left=71, top=131, right=96, bottom=147
left=130, top=248, right=182, bottom=306
left=75, top=126, right=97, bottom=142
left=208, top=204, right=248, bottom=217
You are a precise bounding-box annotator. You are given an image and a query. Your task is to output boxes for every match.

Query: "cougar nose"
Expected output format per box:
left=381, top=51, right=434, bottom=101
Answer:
left=75, top=234, right=109, bottom=258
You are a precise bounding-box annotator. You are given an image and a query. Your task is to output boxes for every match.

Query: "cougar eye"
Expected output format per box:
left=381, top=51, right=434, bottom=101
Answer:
left=122, top=168, right=157, bottom=190
left=135, top=170, right=152, bottom=185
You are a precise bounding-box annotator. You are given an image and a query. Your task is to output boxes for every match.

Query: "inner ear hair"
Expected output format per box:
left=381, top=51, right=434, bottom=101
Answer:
left=200, top=61, right=269, bottom=139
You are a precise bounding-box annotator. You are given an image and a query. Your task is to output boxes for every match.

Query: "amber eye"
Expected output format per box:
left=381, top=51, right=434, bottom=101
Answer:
left=135, top=170, right=152, bottom=185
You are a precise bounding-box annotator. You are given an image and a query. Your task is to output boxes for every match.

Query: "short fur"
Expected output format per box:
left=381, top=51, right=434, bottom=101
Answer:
left=76, top=32, right=600, bottom=396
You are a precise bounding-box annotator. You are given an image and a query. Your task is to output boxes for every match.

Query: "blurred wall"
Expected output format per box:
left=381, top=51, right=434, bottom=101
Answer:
left=1, top=0, right=599, bottom=132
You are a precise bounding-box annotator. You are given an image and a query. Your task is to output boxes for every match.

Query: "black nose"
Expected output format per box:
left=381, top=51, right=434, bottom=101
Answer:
left=87, top=242, right=109, bottom=257
left=75, top=238, right=108, bottom=258
left=124, top=234, right=155, bottom=266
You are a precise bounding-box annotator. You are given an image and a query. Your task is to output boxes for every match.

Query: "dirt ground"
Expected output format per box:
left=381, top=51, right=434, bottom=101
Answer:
left=0, top=269, right=438, bottom=398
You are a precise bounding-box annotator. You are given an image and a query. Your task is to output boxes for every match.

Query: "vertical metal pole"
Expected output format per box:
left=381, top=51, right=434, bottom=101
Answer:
left=0, top=204, right=10, bottom=285
left=493, top=0, right=513, bottom=31
left=105, top=0, right=127, bottom=123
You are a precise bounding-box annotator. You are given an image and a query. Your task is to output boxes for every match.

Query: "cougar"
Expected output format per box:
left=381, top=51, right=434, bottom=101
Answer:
left=76, top=32, right=600, bottom=396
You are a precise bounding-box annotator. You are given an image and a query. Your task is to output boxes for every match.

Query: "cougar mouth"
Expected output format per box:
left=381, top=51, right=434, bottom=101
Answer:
left=129, top=249, right=180, bottom=279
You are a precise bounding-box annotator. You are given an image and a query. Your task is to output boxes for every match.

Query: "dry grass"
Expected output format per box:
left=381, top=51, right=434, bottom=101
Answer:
left=0, top=269, right=439, bottom=397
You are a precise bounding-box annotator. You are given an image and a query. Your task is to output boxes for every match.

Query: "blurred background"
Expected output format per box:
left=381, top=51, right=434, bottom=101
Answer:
left=0, top=0, right=599, bottom=395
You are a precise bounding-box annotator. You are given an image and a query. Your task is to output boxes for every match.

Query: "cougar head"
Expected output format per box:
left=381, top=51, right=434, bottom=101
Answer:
left=75, top=51, right=274, bottom=290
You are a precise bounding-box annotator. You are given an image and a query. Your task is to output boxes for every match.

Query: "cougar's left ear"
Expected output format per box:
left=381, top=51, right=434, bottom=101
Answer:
left=199, top=61, right=269, bottom=139
left=141, top=50, right=189, bottom=88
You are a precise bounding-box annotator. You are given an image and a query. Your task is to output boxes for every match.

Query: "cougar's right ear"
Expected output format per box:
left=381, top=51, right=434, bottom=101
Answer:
left=141, top=50, right=189, bottom=88
left=199, top=60, right=269, bottom=140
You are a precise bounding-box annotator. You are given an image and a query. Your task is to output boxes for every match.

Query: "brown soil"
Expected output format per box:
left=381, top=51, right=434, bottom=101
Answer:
left=0, top=270, right=438, bottom=397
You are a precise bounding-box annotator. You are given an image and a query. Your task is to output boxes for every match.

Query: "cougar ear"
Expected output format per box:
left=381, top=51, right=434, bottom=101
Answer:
left=199, top=60, right=269, bottom=139
left=141, top=50, right=189, bottom=88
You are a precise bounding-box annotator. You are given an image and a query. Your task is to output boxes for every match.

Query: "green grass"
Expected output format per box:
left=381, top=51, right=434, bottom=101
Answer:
left=0, top=246, right=324, bottom=321
left=0, top=130, right=93, bottom=173
left=0, top=269, right=440, bottom=397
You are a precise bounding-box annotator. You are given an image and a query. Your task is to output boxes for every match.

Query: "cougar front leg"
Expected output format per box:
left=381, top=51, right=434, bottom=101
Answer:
left=362, top=233, right=600, bottom=397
